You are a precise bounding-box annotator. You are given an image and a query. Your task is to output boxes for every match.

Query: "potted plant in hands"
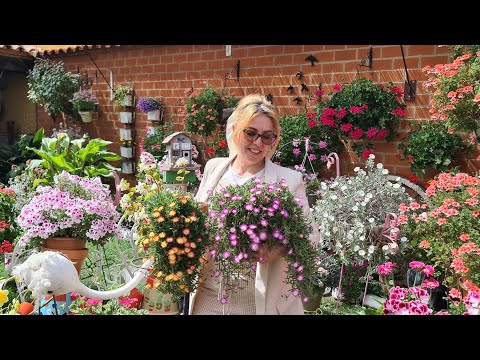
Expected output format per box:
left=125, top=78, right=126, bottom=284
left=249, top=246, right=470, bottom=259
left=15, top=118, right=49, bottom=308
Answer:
left=71, top=89, right=97, bottom=123
left=136, top=97, right=163, bottom=121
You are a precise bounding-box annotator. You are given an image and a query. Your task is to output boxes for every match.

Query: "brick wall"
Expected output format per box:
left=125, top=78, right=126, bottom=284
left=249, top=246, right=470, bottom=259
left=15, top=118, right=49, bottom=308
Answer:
left=37, top=44, right=479, bottom=183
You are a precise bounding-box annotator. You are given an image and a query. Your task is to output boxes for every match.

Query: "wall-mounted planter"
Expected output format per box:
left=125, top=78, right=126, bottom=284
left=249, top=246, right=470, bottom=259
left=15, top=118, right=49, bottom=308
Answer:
left=120, top=112, right=133, bottom=124
left=119, top=128, right=133, bottom=140
left=122, top=96, right=133, bottom=107
left=78, top=111, right=93, bottom=123
left=147, top=109, right=162, bottom=121
left=121, top=160, right=134, bottom=174
left=120, top=146, right=133, bottom=158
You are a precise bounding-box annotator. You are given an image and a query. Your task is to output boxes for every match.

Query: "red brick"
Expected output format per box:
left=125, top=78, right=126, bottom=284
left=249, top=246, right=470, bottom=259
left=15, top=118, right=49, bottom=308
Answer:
left=407, top=45, right=437, bottom=57
left=304, top=45, right=324, bottom=52
left=125, top=58, right=137, bottom=67
left=334, top=50, right=358, bottom=62
left=322, top=63, right=344, bottom=73
left=420, top=55, right=451, bottom=69
left=187, top=52, right=201, bottom=62
left=324, top=45, right=346, bottom=51
left=161, top=55, right=173, bottom=63
left=174, top=53, right=187, bottom=63
left=393, top=57, right=419, bottom=69
left=178, top=62, right=193, bottom=72
left=265, top=45, right=284, bottom=56
left=283, top=45, right=303, bottom=54
left=247, top=47, right=266, bottom=57
left=381, top=46, right=402, bottom=58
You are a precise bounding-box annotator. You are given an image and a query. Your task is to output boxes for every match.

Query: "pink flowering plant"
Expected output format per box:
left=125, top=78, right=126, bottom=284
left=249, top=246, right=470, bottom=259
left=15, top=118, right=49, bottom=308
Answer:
left=316, top=78, right=406, bottom=157
left=273, top=112, right=342, bottom=169
left=422, top=45, right=480, bottom=134
left=397, top=172, right=480, bottom=290
left=16, top=171, right=120, bottom=250
left=379, top=261, right=440, bottom=315
left=68, top=292, right=148, bottom=315
left=71, top=89, right=97, bottom=112
left=206, top=177, right=318, bottom=304
left=180, top=85, right=238, bottom=137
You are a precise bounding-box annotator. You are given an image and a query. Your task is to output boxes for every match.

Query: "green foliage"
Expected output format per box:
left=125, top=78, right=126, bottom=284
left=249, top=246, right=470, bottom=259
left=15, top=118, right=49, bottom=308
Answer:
left=424, top=45, right=480, bottom=133
left=398, top=121, right=472, bottom=175
left=0, top=132, right=41, bottom=184
left=113, top=84, right=134, bottom=107
left=142, top=123, right=174, bottom=160
left=273, top=112, right=342, bottom=168
left=317, top=77, right=406, bottom=157
left=27, top=58, right=80, bottom=121
left=69, top=296, right=148, bottom=315
left=182, top=86, right=238, bottom=137
left=25, top=129, right=121, bottom=187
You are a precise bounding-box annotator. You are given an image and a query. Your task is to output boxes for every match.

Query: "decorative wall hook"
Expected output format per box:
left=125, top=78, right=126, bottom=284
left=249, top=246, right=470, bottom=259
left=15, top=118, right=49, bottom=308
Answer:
left=287, top=85, right=295, bottom=94
left=300, top=83, right=309, bottom=93
left=224, top=60, right=241, bottom=84
left=359, top=46, right=373, bottom=68
left=305, top=55, right=318, bottom=66
left=296, top=71, right=303, bottom=80
left=293, top=96, right=302, bottom=105
left=266, top=93, right=273, bottom=103
left=79, top=69, right=95, bottom=90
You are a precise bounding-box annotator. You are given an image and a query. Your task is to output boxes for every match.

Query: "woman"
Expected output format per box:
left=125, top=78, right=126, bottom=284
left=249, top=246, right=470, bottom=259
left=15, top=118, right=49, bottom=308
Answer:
left=190, top=94, right=319, bottom=315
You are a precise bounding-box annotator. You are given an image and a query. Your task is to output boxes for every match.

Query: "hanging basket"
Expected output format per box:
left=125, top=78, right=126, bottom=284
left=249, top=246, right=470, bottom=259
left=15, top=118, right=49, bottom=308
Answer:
left=78, top=111, right=93, bottom=123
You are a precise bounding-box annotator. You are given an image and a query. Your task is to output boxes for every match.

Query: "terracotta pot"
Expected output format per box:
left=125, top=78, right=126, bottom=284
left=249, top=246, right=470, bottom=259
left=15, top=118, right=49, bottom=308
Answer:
left=42, top=237, right=89, bottom=274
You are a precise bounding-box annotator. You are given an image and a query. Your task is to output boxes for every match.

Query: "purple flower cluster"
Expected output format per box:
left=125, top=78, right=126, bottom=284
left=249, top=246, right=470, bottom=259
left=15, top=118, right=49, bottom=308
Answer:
left=207, top=177, right=317, bottom=304
left=17, top=171, right=120, bottom=249
left=136, top=97, right=162, bottom=113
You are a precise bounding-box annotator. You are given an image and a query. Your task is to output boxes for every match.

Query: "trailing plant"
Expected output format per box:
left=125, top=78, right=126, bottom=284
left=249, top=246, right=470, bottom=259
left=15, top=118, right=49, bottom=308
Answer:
left=113, top=84, right=134, bottom=108
left=27, top=58, right=80, bottom=121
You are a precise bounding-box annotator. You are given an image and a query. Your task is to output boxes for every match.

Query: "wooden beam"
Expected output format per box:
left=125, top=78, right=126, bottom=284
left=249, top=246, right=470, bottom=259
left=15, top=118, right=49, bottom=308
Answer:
left=0, top=56, right=33, bottom=73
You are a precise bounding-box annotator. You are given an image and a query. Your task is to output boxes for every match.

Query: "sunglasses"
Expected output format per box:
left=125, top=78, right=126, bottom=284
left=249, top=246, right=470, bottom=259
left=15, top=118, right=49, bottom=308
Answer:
left=242, top=128, right=277, bottom=145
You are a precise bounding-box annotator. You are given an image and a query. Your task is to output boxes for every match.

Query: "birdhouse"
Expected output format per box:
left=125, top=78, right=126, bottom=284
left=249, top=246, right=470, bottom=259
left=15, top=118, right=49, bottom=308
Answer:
left=162, top=132, right=193, bottom=167
left=161, top=132, right=200, bottom=184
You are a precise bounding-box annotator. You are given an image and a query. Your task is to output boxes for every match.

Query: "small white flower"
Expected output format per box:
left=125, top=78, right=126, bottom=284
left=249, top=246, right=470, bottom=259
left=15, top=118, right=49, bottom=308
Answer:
left=382, top=169, right=389, bottom=175
left=358, top=249, right=366, bottom=256
left=369, top=154, right=375, bottom=159
left=368, top=218, right=374, bottom=223
left=353, top=245, right=360, bottom=251
left=376, top=163, right=383, bottom=169
left=352, top=206, right=358, bottom=211
left=354, top=167, right=360, bottom=172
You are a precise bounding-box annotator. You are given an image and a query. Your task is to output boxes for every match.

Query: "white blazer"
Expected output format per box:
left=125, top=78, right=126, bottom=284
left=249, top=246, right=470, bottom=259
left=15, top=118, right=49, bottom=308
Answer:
left=190, top=155, right=320, bottom=315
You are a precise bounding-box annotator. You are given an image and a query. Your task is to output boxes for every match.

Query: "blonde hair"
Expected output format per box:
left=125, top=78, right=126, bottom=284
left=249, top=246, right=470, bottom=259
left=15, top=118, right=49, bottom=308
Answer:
left=226, top=94, right=280, bottom=157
